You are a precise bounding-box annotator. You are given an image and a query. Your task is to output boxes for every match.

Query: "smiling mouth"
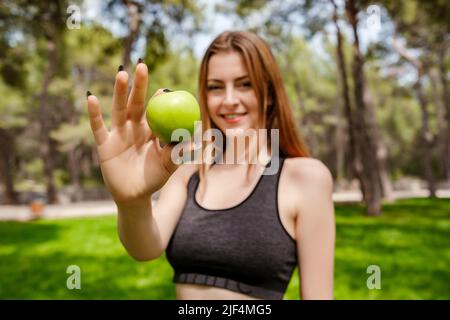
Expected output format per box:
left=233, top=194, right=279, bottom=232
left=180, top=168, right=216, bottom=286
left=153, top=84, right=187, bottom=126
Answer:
left=220, top=113, right=247, bottom=124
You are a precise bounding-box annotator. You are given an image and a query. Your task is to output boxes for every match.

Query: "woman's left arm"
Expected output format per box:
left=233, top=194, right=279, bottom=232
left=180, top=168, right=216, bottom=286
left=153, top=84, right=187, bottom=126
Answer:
left=293, top=159, right=335, bottom=300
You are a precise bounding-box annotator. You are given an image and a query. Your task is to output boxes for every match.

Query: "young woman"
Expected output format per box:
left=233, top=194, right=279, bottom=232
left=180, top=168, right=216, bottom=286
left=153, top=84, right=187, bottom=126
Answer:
left=86, top=31, right=335, bottom=300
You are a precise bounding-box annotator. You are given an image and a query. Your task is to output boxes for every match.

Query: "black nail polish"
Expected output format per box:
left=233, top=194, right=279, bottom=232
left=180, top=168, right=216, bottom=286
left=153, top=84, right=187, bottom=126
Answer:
left=86, top=91, right=92, bottom=97
left=118, top=65, right=124, bottom=72
left=159, top=140, right=167, bottom=148
left=163, top=88, right=173, bottom=92
left=138, top=58, right=143, bottom=64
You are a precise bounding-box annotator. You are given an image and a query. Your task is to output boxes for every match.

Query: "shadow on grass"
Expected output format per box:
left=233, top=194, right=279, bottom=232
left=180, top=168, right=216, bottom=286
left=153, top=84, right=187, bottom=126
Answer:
left=336, top=198, right=450, bottom=219
left=0, top=221, right=61, bottom=246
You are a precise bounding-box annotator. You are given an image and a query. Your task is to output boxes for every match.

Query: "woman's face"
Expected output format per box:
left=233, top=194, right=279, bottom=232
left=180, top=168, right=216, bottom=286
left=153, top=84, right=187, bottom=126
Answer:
left=206, top=51, right=260, bottom=137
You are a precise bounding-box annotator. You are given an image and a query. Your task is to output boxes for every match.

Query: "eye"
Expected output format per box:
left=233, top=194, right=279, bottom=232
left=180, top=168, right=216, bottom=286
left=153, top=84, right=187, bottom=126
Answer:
left=207, top=85, right=222, bottom=91
left=240, top=81, right=252, bottom=88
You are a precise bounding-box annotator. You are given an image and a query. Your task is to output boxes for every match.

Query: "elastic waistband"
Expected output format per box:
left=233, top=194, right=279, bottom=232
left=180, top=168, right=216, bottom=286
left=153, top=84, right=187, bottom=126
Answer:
left=173, top=272, right=284, bottom=300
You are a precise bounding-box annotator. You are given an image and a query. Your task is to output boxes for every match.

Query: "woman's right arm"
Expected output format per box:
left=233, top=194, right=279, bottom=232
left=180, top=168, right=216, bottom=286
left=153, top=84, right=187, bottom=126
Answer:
left=116, top=163, right=195, bottom=261
left=86, top=61, right=194, bottom=261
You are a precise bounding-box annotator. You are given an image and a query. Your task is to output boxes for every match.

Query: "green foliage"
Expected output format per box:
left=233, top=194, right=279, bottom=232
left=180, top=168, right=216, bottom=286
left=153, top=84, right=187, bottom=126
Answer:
left=54, top=169, right=70, bottom=188
left=0, top=45, right=28, bottom=89
left=0, top=0, right=447, bottom=194
left=0, top=79, right=27, bottom=129
left=365, top=67, right=422, bottom=176
left=148, top=49, right=199, bottom=97
left=21, top=159, right=45, bottom=185
left=50, top=24, right=122, bottom=153
left=104, top=0, right=203, bottom=67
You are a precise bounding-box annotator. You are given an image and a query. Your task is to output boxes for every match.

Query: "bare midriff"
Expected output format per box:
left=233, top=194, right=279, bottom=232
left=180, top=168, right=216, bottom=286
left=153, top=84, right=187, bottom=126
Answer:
left=176, top=283, right=263, bottom=300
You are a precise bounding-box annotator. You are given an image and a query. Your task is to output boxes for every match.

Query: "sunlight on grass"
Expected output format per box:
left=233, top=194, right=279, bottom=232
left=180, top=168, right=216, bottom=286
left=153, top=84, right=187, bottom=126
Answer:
left=0, top=198, right=448, bottom=299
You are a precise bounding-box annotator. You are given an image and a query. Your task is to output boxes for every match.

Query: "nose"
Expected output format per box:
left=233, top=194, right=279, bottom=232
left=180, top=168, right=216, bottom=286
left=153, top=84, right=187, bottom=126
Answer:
left=223, top=85, right=239, bottom=107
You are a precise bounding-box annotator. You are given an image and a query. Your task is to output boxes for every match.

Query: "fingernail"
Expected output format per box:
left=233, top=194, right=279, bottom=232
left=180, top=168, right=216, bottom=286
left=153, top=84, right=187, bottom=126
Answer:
left=118, top=65, right=124, bottom=72
left=163, top=88, right=173, bottom=92
left=87, top=91, right=92, bottom=97
left=138, top=58, right=143, bottom=64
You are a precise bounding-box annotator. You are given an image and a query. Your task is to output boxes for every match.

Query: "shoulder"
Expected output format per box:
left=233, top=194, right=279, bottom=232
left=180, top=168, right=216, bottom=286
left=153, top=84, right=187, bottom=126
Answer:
left=283, top=157, right=333, bottom=192
left=283, top=157, right=334, bottom=220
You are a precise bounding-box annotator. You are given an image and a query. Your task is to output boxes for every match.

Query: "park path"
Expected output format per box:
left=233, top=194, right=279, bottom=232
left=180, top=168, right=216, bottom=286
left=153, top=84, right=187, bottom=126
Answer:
left=0, top=189, right=449, bottom=222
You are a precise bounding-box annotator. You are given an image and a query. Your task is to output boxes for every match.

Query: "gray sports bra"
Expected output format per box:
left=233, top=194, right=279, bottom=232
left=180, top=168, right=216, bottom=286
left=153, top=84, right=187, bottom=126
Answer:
left=166, top=156, right=298, bottom=299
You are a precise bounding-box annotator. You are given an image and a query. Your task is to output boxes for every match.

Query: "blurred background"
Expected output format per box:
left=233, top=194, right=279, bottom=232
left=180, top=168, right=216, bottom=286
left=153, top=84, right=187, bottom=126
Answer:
left=0, top=0, right=448, bottom=299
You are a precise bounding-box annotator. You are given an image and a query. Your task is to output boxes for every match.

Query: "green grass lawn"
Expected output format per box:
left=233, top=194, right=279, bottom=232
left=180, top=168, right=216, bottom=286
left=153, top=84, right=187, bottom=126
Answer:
left=0, top=198, right=448, bottom=299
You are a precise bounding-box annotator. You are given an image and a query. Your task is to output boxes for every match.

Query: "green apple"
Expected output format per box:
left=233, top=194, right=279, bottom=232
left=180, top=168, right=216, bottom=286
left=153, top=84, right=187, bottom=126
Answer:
left=146, top=90, right=201, bottom=144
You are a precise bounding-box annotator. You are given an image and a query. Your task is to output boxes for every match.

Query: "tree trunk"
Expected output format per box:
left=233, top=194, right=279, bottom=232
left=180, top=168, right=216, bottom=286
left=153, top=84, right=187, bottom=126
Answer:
left=334, top=95, right=346, bottom=181
left=293, top=78, right=306, bottom=116
left=391, top=37, right=438, bottom=197
left=438, top=42, right=450, bottom=180
left=39, top=37, right=59, bottom=204
left=346, top=0, right=382, bottom=216
left=364, top=86, right=394, bottom=202
left=428, top=67, right=448, bottom=180
left=122, top=0, right=142, bottom=72
left=331, top=0, right=359, bottom=184
left=0, top=129, right=18, bottom=204
left=68, top=145, right=83, bottom=202
left=414, top=78, right=437, bottom=197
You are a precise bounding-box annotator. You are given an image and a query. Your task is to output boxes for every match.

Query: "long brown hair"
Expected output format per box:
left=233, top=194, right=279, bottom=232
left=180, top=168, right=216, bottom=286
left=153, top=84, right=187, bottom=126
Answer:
left=197, top=31, right=309, bottom=185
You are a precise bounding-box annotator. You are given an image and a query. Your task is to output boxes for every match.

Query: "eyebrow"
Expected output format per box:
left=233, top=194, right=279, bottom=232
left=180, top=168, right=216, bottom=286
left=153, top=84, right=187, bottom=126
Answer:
left=207, top=75, right=250, bottom=82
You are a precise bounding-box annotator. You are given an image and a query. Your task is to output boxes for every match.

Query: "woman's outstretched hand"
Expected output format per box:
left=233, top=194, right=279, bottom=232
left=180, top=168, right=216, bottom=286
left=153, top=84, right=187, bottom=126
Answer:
left=86, top=62, right=179, bottom=205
